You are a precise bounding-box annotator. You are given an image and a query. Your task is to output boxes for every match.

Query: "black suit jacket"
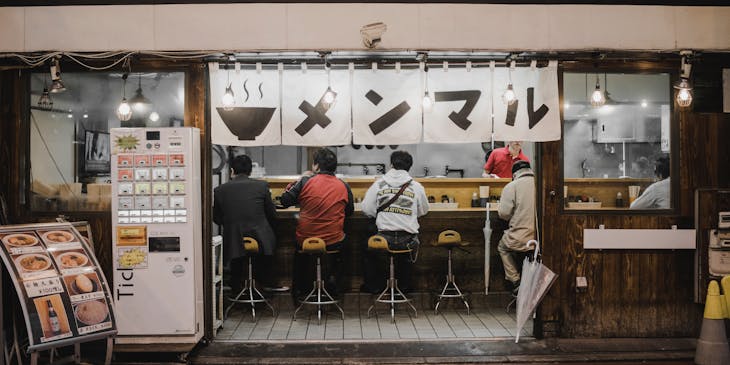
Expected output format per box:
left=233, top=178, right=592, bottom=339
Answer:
left=213, top=175, right=277, bottom=263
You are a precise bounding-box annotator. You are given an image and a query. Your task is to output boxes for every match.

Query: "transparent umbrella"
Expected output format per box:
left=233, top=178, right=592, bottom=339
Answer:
left=515, top=239, right=557, bottom=343
left=483, top=202, right=491, bottom=294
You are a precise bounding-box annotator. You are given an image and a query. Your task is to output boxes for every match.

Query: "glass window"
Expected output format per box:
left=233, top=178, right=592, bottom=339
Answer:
left=562, top=72, right=671, bottom=210
left=29, top=72, right=185, bottom=212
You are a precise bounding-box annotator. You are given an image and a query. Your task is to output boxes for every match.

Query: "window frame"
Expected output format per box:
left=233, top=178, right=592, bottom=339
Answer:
left=558, top=61, right=680, bottom=215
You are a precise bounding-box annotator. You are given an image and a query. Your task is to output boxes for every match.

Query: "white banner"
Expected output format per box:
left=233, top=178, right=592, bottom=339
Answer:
left=493, top=61, right=561, bottom=142
left=352, top=67, right=422, bottom=145
left=281, top=68, right=351, bottom=146
left=424, top=66, right=493, bottom=143
left=209, top=62, right=282, bottom=146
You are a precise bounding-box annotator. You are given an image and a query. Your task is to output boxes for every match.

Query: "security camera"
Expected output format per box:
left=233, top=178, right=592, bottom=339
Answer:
left=360, top=22, right=387, bottom=49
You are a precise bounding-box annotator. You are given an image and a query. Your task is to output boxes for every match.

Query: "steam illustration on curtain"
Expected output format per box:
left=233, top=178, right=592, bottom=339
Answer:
left=352, top=67, right=422, bottom=145
left=423, top=66, right=493, bottom=143
left=281, top=67, right=351, bottom=146
left=209, top=62, right=282, bottom=146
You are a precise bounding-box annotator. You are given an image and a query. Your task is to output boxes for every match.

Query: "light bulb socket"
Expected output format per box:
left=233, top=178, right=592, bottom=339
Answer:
left=49, top=79, right=66, bottom=93
left=673, top=78, right=692, bottom=91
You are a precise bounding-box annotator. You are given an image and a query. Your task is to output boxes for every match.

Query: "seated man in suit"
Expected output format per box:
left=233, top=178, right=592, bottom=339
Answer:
left=214, top=154, right=284, bottom=295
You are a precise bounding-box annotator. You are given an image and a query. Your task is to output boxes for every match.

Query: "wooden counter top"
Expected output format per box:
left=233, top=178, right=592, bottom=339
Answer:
left=265, top=176, right=510, bottom=184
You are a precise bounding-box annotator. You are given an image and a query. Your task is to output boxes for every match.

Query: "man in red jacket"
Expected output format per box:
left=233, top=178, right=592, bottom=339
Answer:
left=483, top=141, right=530, bottom=178
left=281, top=148, right=354, bottom=299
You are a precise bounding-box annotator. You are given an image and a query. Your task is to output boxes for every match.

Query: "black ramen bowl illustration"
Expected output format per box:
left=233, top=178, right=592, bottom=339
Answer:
left=216, top=107, right=276, bottom=141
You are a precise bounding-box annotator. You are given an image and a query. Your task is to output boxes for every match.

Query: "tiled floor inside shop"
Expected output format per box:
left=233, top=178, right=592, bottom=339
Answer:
left=216, top=292, right=532, bottom=341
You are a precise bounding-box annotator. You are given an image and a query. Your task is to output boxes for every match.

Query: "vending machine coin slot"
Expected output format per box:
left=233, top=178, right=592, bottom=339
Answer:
left=149, top=237, right=180, bottom=252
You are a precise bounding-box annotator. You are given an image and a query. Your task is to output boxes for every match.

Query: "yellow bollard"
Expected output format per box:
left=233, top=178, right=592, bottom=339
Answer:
left=695, top=280, right=730, bottom=365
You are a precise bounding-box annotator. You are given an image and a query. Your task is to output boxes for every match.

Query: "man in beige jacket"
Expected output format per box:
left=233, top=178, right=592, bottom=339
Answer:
left=497, top=160, right=536, bottom=295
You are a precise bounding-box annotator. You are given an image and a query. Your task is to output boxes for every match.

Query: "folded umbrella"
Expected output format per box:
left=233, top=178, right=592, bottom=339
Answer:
left=483, top=202, right=491, bottom=295
left=515, top=239, right=557, bottom=343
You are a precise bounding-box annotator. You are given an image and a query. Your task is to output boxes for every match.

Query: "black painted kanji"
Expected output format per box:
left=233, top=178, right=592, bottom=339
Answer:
left=295, top=90, right=336, bottom=136
left=434, top=90, right=481, bottom=130
left=527, top=87, right=549, bottom=129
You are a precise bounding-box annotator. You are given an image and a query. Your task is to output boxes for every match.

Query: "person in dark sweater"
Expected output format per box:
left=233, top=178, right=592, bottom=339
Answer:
left=214, top=154, right=283, bottom=295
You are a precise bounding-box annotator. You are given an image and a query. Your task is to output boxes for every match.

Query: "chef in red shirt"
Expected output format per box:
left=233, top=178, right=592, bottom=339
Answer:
left=483, top=141, right=530, bottom=178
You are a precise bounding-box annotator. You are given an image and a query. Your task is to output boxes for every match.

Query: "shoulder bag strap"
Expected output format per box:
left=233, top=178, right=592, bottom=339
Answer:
left=377, top=180, right=412, bottom=213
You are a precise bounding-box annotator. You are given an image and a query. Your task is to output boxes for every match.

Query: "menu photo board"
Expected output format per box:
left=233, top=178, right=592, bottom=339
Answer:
left=0, top=223, right=116, bottom=351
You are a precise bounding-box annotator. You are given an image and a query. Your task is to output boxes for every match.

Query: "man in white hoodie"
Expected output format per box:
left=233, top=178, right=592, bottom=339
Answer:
left=361, top=151, right=429, bottom=294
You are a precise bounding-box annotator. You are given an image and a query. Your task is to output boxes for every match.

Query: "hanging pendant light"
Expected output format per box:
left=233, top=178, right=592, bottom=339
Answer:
left=590, top=74, right=606, bottom=107
left=502, top=60, right=517, bottom=106
left=129, top=75, right=152, bottom=114
left=116, top=74, right=132, bottom=121
left=422, top=62, right=433, bottom=112
left=322, top=58, right=337, bottom=107
left=221, top=63, right=235, bottom=110
left=674, top=78, right=693, bottom=107
left=37, top=76, right=53, bottom=110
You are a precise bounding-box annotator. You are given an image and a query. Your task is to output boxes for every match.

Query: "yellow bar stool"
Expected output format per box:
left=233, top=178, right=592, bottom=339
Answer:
left=366, top=235, right=418, bottom=323
left=225, top=236, right=276, bottom=321
left=292, top=237, right=345, bottom=324
left=433, top=230, right=470, bottom=314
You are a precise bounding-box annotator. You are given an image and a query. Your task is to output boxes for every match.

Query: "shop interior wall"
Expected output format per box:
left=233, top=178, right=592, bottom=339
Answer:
left=538, top=59, right=730, bottom=338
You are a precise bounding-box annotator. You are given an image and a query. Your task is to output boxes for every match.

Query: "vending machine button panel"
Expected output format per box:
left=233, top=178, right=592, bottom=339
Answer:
left=152, top=168, right=168, bottom=181
left=134, top=155, right=150, bottom=167
left=134, top=197, right=151, bottom=209
left=152, top=154, right=168, bottom=166
left=170, top=197, right=185, bottom=208
left=118, top=210, right=130, bottom=217
left=129, top=210, right=141, bottom=217
left=152, top=198, right=167, bottom=209
left=119, top=183, right=133, bottom=195
left=135, top=183, right=151, bottom=195
left=169, top=154, right=185, bottom=166
left=175, top=217, right=187, bottom=223
left=118, top=154, right=133, bottom=167
left=129, top=217, right=141, bottom=223
left=175, top=209, right=187, bottom=216
left=170, top=168, right=185, bottom=180
left=118, top=169, right=133, bottom=181
left=118, top=217, right=130, bottom=224
left=135, top=169, right=151, bottom=181
left=152, top=182, right=168, bottom=195
left=119, top=198, right=133, bottom=209
left=170, top=182, right=185, bottom=195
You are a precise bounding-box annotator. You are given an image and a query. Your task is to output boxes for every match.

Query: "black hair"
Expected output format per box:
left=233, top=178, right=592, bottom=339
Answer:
left=390, top=151, right=413, bottom=171
left=512, top=160, right=531, bottom=174
left=231, top=155, right=252, bottom=176
left=314, top=148, right=337, bottom=173
left=655, top=156, right=670, bottom=179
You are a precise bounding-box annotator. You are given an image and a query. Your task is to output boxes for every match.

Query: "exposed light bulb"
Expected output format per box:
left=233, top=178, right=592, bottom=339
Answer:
left=323, top=86, right=337, bottom=105
left=117, top=98, right=132, bottom=121
left=641, top=100, right=648, bottom=108
left=422, top=91, right=433, bottom=111
left=590, top=77, right=606, bottom=107
left=67, top=114, right=73, bottom=119
left=564, top=102, right=570, bottom=110
left=37, top=88, right=53, bottom=110
left=222, top=84, right=235, bottom=110
left=503, top=83, right=517, bottom=105
left=82, top=114, right=88, bottom=119
left=149, top=111, right=160, bottom=122
left=674, top=78, right=693, bottom=108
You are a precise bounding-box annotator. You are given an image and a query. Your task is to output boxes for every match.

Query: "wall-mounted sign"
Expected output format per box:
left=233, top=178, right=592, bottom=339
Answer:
left=0, top=223, right=116, bottom=351
left=209, top=61, right=562, bottom=147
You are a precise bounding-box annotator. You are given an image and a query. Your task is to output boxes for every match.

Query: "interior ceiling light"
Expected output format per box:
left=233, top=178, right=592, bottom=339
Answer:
left=323, top=58, right=337, bottom=106
left=590, top=74, right=606, bottom=107
left=37, top=77, right=53, bottom=110
left=130, top=75, right=152, bottom=113
left=502, top=59, right=517, bottom=106
left=422, top=61, right=433, bottom=111
left=116, top=73, right=132, bottom=121
left=49, top=58, right=66, bottom=93
left=221, top=62, right=235, bottom=110
left=674, top=50, right=693, bottom=108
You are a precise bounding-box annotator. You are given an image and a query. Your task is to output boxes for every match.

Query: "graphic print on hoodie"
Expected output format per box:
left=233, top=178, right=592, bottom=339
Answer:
left=361, top=169, right=429, bottom=234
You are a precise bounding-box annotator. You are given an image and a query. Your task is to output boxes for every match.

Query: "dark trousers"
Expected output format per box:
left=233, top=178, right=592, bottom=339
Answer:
left=229, top=255, right=274, bottom=293
left=361, top=231, right=417, bottom=294
left=292, top=241, right=344, bottom=299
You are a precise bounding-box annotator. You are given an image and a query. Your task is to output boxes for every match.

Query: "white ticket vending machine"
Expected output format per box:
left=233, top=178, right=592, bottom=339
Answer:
left=110, top=127, right=203, bottom=346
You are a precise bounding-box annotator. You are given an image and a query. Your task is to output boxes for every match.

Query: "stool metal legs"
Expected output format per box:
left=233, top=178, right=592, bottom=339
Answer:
left=225, top=256, right=276, bottom=321
left=293, top=256, right=344, bottom=324
left=368, top=255, right=417, bottom=323
left=434, top=249, right=470, bottom=315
